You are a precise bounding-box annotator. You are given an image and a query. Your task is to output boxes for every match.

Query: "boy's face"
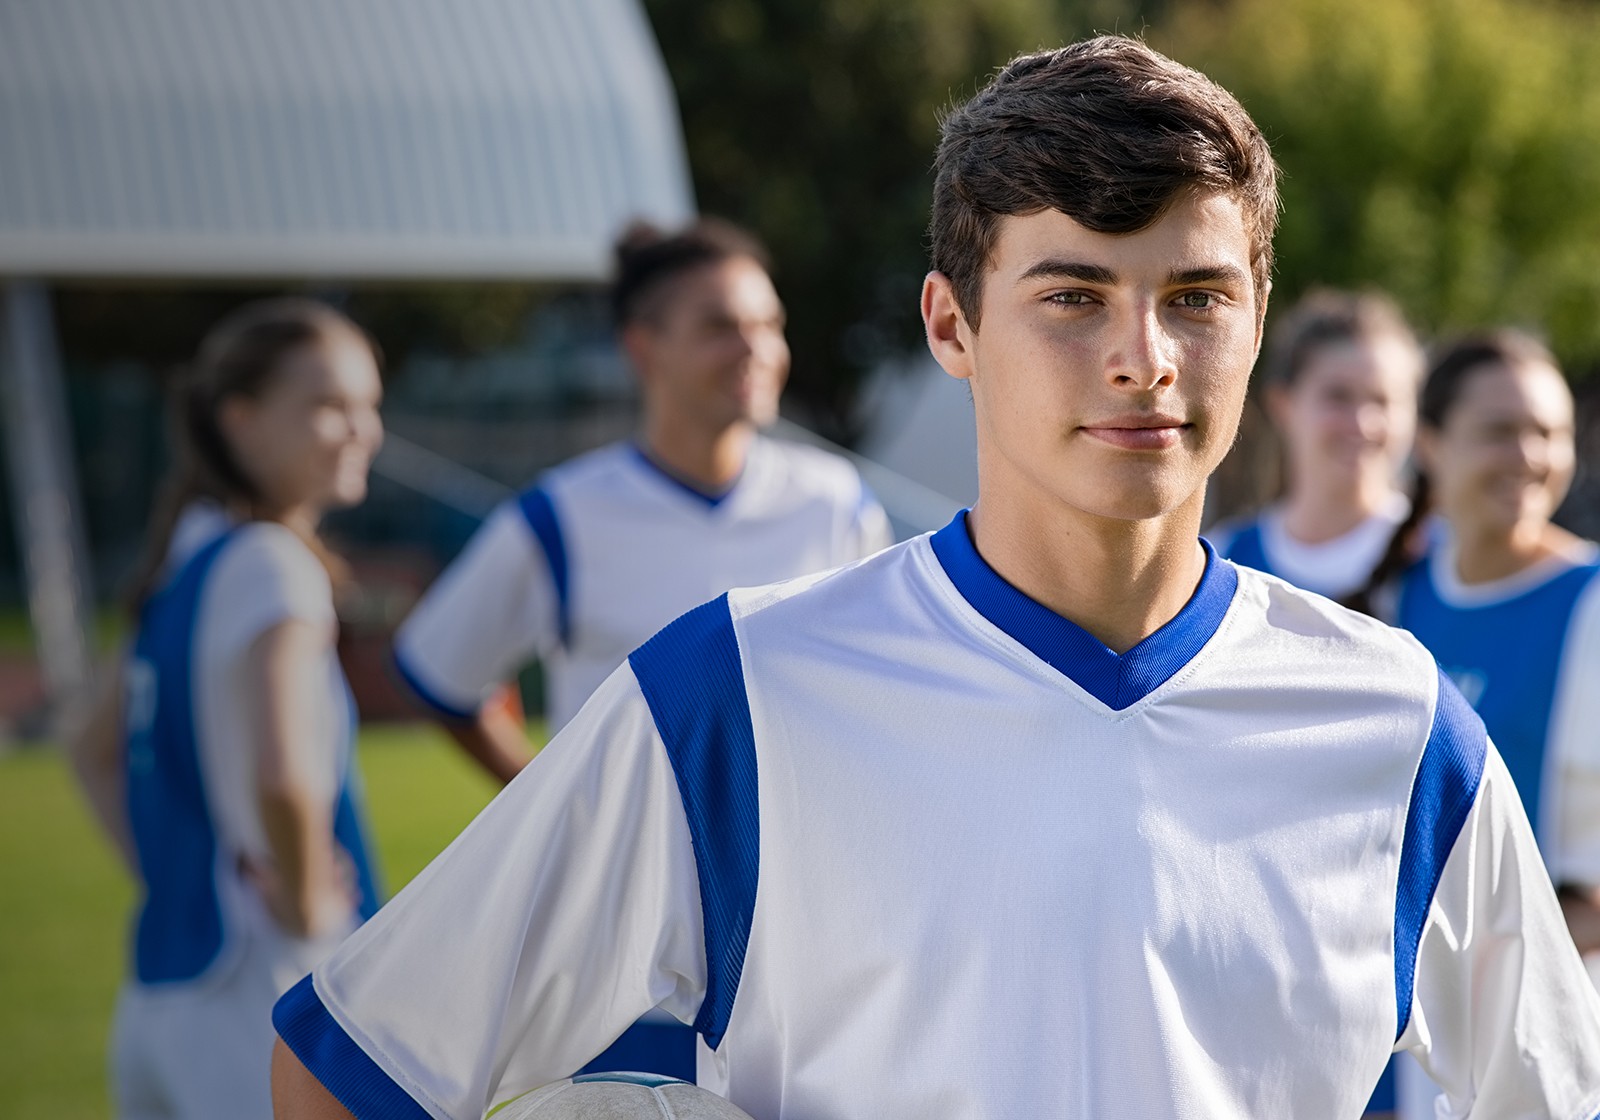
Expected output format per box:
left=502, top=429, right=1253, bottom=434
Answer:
left=924, top=192, right=1266, bottom=525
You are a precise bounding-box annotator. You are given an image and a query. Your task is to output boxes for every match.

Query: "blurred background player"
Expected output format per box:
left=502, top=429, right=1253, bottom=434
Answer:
left=388, top=217, right=891, bottom=1079
left=392, top=217, right=890, bottom=783
left=66, top=299, right=386, bottom=1119
left=1209, top=289, right=1424, bottom=600
left=1347, top=332, right=1600, bottom=1119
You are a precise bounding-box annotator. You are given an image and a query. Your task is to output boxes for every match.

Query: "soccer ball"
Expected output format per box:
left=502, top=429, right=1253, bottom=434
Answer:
left=495, top=1073, right=755, bottom=1119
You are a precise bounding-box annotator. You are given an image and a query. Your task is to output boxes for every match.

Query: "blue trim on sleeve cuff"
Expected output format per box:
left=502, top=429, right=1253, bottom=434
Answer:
left=628, top=594, right=759, bottom=1051
left=1391, top=668, right=1488, bottom=1039
left=389, top=645, right=480, bottom=722
left=272, top=973, right=433, bottom=1120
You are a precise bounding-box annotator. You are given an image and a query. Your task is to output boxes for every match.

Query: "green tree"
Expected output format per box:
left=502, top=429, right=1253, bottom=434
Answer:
left=1156, top=0, right=1600, bottom=378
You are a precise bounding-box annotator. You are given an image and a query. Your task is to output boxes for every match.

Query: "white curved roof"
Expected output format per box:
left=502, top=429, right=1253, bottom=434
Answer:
left=0, top=0, right=695, bottom=279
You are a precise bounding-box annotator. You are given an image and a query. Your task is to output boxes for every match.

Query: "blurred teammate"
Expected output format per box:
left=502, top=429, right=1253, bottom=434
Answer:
left=391, top=219, right=890, bottom=784
left=1352, top=332, right=1600, bottom=1119
left=1209, top=289, right=1422, bottom=599
left=389, top=219, right=889, bottom=1079
left=67, top=300, right=385, bottom=1119
left=273, top=39, right=1600, bottom=1120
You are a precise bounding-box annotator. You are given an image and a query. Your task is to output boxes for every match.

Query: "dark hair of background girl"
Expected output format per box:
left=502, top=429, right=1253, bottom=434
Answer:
left=1343, top=328, right=1558, bottom=615
left=125, top=298, right=380, bottom=614
left=1259, top=288, right=1417, bottom=389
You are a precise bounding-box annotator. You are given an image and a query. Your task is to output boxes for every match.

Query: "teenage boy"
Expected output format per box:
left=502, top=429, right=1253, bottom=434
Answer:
left=274, top=37, right=1600, bottom=1120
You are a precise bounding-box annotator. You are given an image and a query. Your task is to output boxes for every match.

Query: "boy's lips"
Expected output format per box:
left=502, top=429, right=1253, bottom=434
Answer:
left=1080, top=414, right=1191, bottom=450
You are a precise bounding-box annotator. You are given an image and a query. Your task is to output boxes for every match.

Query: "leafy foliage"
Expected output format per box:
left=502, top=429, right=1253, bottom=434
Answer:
left=1155, top=0, right=1600, bottom=378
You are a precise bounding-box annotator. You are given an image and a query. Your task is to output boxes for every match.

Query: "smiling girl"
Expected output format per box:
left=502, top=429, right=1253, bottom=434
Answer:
left=1210, top=289, right=1424, bottom=600
left=69, top=298, right=386, bottom=1120
left=1352, top=329, right=1600, bottom=1119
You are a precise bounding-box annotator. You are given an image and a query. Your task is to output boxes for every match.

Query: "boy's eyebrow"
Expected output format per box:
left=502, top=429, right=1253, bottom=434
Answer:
left=1168, top=264, right=1250, bottom=287
left=1016, top=259, right=1119, bottom=285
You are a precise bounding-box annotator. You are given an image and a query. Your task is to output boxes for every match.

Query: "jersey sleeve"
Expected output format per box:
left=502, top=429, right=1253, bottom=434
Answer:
left=1399, top=675, right=1600, bottom=1119
left=1548, top=572, right=1600, bottom=888
left=391, top=500, right=560, bottom=721
left=206, top=523, right=334, bottom=652
left=272, top=664, right=708, bottom=1120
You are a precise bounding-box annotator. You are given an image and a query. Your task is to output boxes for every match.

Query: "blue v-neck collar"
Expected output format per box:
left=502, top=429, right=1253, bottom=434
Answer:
left=929, top=510, right=1237, bottom=711
left=630, top=444, right=742, bottom=509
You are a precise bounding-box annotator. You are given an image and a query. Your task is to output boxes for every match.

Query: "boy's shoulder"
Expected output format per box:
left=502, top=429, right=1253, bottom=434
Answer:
left=1225, top=560, right=1437, bottom=680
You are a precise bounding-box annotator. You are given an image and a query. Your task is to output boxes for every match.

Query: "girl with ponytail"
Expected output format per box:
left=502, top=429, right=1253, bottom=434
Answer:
left=1210, top=289, right=1424, bottom=600
left=1366, top=331, right=1600, bottom=1120
left=67, top=298, right=386, bottom=1120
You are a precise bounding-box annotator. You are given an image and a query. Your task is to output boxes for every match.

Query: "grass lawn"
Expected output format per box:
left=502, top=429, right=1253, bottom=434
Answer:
left=0, top=722, right=525, bottom=1120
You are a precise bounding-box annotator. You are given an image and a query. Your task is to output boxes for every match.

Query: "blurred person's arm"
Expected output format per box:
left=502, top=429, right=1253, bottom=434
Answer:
left=392, top=500, right=562, bottom=785
left=64, top=656, right=137, bottom=872
left=437, top=684, right=533, bottom=786
left=247, top=618, right=352, bottom=939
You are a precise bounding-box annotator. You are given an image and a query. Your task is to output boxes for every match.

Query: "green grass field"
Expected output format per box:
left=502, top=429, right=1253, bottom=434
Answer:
left=0, top=722, right=523, bottom=1120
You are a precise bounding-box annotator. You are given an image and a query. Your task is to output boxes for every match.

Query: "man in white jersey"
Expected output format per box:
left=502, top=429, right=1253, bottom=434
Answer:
left=392, top=219, right=890, bottom=785
left=274, top=38, right=1600, bottom=1120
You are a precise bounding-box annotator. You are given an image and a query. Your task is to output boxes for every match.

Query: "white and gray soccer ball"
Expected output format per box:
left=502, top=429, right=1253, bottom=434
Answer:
left=495, top=1073, right=755, bottom=1120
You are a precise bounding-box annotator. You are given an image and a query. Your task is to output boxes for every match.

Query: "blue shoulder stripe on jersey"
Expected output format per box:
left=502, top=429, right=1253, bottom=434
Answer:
left=273, top=974, right=432, bottom=1120
left=517, top=486, right=572, bottom=646
left=389, top=644, right=480, bottom=722
left=627, top=594, right=758, bottom=1051
left=930, top=511, right=1238, bottom=710
left=1392, top=668, right=1488, bottom=1039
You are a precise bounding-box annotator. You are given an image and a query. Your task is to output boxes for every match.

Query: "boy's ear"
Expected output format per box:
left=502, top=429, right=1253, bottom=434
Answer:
left=922, top=271, right=976, bottom=382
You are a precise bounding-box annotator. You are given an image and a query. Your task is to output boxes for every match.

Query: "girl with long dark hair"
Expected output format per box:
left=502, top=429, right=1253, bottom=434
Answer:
left=68, top=298, right=386, bottom=1119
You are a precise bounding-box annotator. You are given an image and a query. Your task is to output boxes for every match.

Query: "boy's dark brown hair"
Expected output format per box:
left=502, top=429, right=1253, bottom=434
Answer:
left=930, top=36, right=1280, bottom=329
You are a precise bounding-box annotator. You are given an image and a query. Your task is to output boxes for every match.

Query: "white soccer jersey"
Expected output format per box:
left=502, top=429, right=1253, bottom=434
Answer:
left=277, top=514, right=1600, bottom=1120
left=393, top=437, right=892, bottom=730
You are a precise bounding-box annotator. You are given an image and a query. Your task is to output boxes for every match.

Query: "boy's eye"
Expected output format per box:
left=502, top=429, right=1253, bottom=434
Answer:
left=1177, top=291, right=1216, bottom=309
left=1049, top=291, right=1093, bottom=305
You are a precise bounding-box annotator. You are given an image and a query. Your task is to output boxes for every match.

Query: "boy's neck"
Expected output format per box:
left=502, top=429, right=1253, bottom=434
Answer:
left=966, top=490, right=1209, bottom=655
